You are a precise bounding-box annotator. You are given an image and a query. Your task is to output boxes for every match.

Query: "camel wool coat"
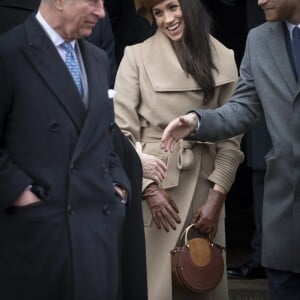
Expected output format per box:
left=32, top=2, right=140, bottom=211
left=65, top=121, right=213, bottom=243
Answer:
left=114, top=30, right=244, bottom=300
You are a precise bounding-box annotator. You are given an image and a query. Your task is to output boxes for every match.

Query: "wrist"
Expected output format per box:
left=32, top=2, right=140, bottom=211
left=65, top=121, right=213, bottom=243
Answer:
left=189, top=113, right=200, bottom=135
left=212, top=184, right=226, bottom=195
left=30, top=184, right=49, bottom=201
left=142, top=183, right=159, bottom=199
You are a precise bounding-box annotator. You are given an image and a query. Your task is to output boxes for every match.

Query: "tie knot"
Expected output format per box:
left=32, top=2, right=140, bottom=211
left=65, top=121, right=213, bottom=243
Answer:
left=61, top=41, right=73, bottom=53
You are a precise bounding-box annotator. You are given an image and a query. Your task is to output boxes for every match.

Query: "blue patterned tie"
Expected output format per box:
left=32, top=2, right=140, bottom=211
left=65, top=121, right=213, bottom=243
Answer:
left=61, top=42, right=84, bottom=97
left=292, top=27, right=300, bottom=81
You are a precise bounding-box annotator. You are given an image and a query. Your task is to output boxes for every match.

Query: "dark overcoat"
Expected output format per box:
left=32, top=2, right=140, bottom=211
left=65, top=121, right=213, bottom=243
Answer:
left=0, top=15, right=130, bottom=300
left=112, top=126, right=148, bottom=300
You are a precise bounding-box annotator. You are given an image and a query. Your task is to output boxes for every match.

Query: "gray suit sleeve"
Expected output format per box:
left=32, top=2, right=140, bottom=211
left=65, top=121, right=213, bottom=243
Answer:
left=190, top=31, right=263, bottom=142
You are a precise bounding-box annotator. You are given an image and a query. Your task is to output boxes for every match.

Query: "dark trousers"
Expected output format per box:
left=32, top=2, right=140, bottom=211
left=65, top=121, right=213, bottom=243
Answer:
left=266, top=268, right=300, bottom=300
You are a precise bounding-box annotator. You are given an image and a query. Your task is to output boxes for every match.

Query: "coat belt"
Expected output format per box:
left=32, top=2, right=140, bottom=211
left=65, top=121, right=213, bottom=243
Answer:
left=140, top=127, right=212, bottom=189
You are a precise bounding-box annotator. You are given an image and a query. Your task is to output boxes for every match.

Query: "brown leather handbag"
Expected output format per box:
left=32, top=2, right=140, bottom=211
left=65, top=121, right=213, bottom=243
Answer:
left=170, top=224, right=225, bottom=294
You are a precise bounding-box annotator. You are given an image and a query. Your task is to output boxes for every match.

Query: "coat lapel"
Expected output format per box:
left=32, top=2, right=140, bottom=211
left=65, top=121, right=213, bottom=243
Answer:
left=22, top=16, right=86, bottom=132
left=143, top=30, right=197, bottom=91
left=143, top=30, right=237, bottom=91
left=71, top=39, right=110, bottom=161
left=267, top=22, right=298, bottom=95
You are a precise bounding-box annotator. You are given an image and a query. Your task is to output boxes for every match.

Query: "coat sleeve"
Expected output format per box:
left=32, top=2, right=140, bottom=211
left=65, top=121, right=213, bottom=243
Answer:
left=199, top=49, right=244, bottom=193
left=108, top=139, right=131, bottom=200
left=206, top=79, right=244, bottom=193
left=0, top=57, right=33, bottom=207
left=190, top=32, right=265, bottom=192
left=192, top=30, right=263, bottom=142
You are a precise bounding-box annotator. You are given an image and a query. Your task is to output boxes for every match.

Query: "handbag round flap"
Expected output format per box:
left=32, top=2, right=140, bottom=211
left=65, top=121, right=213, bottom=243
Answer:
left=188, top=238, right=210, bottom=266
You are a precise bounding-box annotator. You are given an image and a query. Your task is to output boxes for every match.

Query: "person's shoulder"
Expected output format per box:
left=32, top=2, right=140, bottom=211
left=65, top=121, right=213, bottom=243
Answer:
left=248, top=21, right=279, bottom=39
left=125, top=31, right=156, bottom=52
left=83, top=39, right=108, bottom=59
left=209, top=35, right=235, bottom=59
left=121, top=32, right=155, bottom=63
left=0, top=23, right=25, bottom=55
left=246, top=21, right=282, bottom=49
left=82, top=39, right=111, bottom=71
left=209, top=35, right=238, bottom=82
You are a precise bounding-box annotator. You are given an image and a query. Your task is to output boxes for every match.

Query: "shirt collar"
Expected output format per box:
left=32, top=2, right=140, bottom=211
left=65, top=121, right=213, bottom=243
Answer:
left=35, top=11, right=76, bottom=49
left=286, top=21, right=300, bottom=41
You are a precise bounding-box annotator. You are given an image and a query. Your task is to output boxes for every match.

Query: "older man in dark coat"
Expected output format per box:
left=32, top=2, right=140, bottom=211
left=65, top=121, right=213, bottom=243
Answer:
left=0, top=0, right=131, bottom=299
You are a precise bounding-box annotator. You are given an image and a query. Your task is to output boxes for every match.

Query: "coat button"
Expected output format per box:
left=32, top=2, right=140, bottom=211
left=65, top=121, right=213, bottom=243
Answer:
left=103, top=204, right=111, bottom=216
left=102, top=163, right=108, bottom=173
left=109, top=122, right=115, bottom=131
left=70, top=162, right=76, bottom=172
left=49, top=121, right=59, bottom=132
left=67, top=205, right=74, bottom=216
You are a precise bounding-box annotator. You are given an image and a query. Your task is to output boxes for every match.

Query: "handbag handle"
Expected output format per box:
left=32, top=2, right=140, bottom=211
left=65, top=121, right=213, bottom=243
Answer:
left=180, top=224, right=226, bottom=252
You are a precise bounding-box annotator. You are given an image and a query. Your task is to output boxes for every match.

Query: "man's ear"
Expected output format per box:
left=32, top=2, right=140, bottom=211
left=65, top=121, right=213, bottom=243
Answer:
left=53, top=0, right=64, bottom=11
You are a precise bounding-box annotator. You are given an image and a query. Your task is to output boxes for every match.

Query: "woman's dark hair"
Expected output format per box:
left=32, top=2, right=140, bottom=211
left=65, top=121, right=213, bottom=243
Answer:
left=178, top=0, right=216, bottom=104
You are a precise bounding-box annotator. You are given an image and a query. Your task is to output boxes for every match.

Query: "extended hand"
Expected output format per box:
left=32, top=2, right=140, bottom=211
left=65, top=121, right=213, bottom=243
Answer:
left=143, top=183, right=181, bottom=232
left=160, top=113, right=198, bottom=152
left=136, top=142, right=167, bottom=184
left=191, top=188, right=226, bottom=238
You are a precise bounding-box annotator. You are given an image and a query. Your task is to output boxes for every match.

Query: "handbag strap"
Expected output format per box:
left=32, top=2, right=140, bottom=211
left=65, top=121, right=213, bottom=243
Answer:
left=180, top=224, right=226, bottom=252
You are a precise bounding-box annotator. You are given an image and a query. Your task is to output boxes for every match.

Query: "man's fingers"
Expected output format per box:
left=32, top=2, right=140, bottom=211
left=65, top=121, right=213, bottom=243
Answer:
left=155, top=163, right=167, bottom=182
left=156, top=159, right=167, bottom=171
left=161, top=138, right=176, bottom=152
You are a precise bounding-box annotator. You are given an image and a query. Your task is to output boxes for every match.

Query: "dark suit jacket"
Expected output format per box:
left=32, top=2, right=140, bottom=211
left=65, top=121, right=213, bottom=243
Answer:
left=0, top=15, right=130, bottom=300
left=112, top=126, right=148, bottom=300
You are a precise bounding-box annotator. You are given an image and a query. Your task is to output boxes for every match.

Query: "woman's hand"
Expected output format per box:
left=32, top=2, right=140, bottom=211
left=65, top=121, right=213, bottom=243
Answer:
left=136, top=142, right=167, bottom=184
left=143, top=183, right=181, bottom=232
left=191, top=188, right=226, bottom=239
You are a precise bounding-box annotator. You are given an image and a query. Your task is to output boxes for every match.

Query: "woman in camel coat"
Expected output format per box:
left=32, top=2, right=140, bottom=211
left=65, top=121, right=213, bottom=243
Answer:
left=114, top=0, right=244, bottom=299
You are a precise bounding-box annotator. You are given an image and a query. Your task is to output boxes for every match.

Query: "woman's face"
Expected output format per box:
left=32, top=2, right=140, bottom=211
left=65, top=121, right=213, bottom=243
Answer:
left=152, top=0, right=184, bottom=42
